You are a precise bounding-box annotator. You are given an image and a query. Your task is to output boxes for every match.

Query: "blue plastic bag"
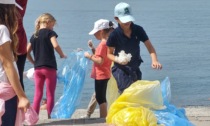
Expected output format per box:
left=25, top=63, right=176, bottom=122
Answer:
left=154, top=77, right=195, bottom=126
left=51, top=51, right=90, bottom=119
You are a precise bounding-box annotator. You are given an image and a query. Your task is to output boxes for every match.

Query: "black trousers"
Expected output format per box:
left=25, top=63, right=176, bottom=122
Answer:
left=2, top=96, right=17, bottom=126
left=16, top=53, right=27, bottom=91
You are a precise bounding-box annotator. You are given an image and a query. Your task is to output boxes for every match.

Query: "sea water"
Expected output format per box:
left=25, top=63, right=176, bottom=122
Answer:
left=23, top=0, right=210, bottom=108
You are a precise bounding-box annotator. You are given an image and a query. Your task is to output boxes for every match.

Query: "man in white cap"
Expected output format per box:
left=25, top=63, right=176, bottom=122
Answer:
left=107, top=2, right=163, bottom=93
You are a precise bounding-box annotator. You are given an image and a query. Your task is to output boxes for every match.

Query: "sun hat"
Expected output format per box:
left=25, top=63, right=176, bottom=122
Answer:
left=114, top=2, right=135, bottom=23
left=89, top=19, right=117, bottom=35
left=0, top=0, right=23, bottom=10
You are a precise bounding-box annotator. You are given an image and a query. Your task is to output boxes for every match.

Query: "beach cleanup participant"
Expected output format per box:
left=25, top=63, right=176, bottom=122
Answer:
left=0, top=1, right=30, bottom=125
left=84, top=19, right=116, bottom=118
left=15, top=0, right=28, bottom=91
left=107, top=2, right=162, bottom=93
left=27, top=13, right=66, bottom=118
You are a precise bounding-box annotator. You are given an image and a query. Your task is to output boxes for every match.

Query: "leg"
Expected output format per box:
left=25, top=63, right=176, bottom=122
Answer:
left=99, top=102, right=107, bottom=118
left=2, top=96, right=17, bottom=126
left=95, top=79, right=108, bottom=118
left=44, top=68, right=57, bottom=118
left=16, top=54, right=27, bottom=90
left=33, top=68, right=45, bottom=114
left=86, top=92, right=97, bottom=117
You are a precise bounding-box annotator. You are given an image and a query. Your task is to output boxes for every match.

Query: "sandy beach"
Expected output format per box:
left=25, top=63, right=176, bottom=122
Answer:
left=33, top=106, right=210, bottom=126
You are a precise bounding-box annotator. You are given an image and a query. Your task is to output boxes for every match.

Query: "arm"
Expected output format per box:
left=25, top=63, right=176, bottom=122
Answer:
left=107, top=47, right=116, bottom=62
left=84, top=40, right=104, bottom=65
left=88, top=40, right=95, bottom=54
left=84, top=52, right=103, bottom=65
left=26, top=43, right=35, bottom=65
left=144, top=40, right=162, bottom=69
left=0, top=42, right=30, bottom=111
left=107, top=47, right=128, bottom=65
left=50, top=36, right=66, bottom=58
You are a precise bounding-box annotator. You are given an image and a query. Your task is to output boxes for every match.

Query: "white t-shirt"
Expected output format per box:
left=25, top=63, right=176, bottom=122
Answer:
left=0, top=25, right=18, bottom=83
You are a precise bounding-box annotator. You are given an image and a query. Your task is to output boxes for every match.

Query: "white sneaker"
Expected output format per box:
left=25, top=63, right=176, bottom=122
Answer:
left=80, top=115, right=90, bottom=119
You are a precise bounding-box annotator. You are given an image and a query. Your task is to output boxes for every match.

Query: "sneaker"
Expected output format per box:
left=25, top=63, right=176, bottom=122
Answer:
left=80, top=115, right=90, bottom=119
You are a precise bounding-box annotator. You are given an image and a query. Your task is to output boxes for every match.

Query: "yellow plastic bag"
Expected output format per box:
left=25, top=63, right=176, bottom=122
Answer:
left=106, top=74, right=120, bottom=109
left=106, top=80, right=165, bottom=126
left=106, top=100, right=158, bottom=126
left=111, top=107, right=157, bottom=126
left=118, top=80, right=165, bottom=110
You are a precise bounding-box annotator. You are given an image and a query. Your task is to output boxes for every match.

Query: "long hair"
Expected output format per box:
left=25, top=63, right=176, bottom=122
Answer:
left=0, top=4, right=20, bottom=60
left=34, top=13, right=56, bottom=38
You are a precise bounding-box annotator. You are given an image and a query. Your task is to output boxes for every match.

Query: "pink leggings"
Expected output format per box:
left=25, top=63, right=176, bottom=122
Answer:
left=33, top=67, right=56, bottom=116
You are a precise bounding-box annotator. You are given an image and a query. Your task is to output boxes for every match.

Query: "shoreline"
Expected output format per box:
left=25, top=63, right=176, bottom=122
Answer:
left=35, top=105, right=210, bottom=126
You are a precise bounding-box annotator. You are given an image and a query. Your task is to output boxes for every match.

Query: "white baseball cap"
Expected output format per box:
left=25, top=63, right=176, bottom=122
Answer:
left=0, top=0, right=23, bottom=10
left=114, top=2, right=135, bottom=23
left=89, top=19, right=117, bottom=35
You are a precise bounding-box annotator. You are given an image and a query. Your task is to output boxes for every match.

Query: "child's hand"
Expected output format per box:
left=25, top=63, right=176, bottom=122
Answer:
left=60, top=54, right=67, bottom=58
left=84, top=52, right=92, bottom=59
left=88, top=40, right=94, bottom=49
left=151, top=61, right=162, bottom=69
left=18, top=97, right=30, bottom=112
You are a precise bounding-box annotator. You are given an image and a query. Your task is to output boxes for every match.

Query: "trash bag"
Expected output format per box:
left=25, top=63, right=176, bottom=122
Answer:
left=160, top=77, right=171, bottom=105
left=117, top=80, right=165, bottom=110
left=51, top=51, right=90, bottom=119
left=155, top=107, right=195, bottom=126
left=106, top=80, right=165, bottom=126
left=106, top=74, right=120, bottom=109
left=110, top=106, right=157, bottom=126
left=154, top=77, right=195, bottom=126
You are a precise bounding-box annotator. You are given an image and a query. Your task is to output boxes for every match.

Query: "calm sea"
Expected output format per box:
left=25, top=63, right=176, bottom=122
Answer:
left=23, top=0, right=210, bottom=108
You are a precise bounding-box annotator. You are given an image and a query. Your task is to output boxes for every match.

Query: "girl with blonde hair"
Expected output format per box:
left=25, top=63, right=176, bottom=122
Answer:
left=27, top=13, right=66, bottom=118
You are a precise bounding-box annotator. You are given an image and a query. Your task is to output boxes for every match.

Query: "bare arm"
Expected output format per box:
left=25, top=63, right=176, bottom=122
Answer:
left=144, top=40, right=162, bottom=69
left=0, top=42, right=30, bottom=111
left=91, top=48, right=96, bottom=54
left=84, top=52, right=103, bottom=65
left=51, top=36, right=66, bottom=58
left=26, top=42, right=35, bottom=65
left=88, top=40, right=95, bottom=54
left=107, top=47, right=116, bottom=62
left=84, top=40, right=103, bottom=64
